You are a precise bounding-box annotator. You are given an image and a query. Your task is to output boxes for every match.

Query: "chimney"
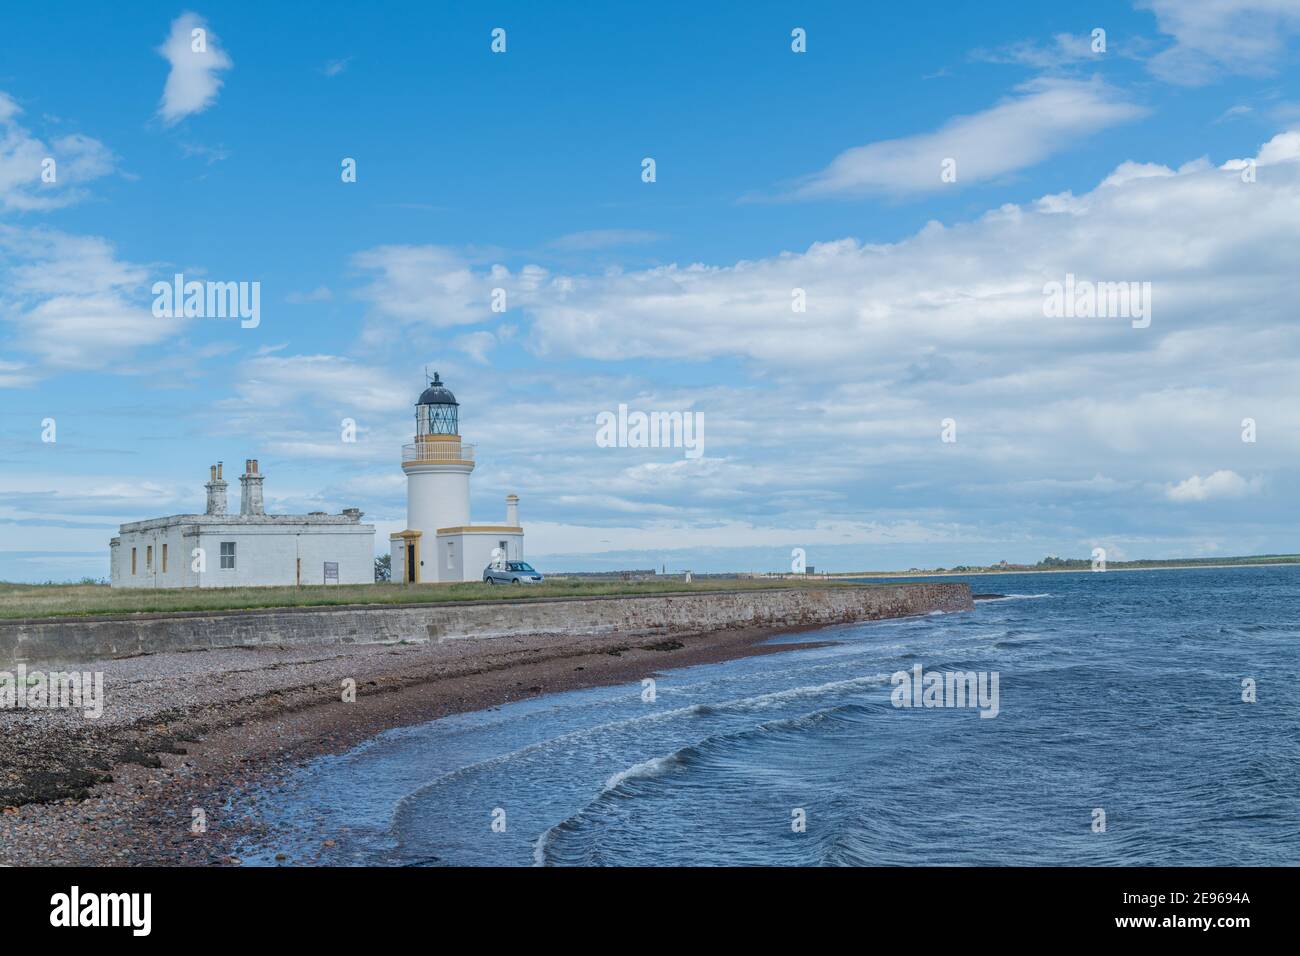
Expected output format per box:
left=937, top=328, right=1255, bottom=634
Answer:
left=204, top=462, right=228, bottom=515
left=505, top=494, right=519, bottom=527
left=239, top=458, right=266, bottom=516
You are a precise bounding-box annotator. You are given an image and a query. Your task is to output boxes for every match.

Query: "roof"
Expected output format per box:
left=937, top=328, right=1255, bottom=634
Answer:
left=417, top=371, right=458, bottom=406
left=117, top=514, right=374, bottom=534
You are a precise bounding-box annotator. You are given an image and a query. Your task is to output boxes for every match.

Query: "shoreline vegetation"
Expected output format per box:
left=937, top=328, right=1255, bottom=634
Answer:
left=0, top=577, right=873, bottom=621
left=3, top=554, right=1297, bottom=621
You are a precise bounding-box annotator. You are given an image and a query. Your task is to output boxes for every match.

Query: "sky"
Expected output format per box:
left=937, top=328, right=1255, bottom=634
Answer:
left=2, top=0, right=1300, bottom=582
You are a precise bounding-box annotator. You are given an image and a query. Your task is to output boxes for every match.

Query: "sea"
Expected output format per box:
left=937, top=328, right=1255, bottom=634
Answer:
left=234, top=566, right=1300, bottom=866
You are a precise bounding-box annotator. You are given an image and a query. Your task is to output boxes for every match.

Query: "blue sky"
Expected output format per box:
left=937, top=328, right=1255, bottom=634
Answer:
left=3, top=0, right=1300, bottom=581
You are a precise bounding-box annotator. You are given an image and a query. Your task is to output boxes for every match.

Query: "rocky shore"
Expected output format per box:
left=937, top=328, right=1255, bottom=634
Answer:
left=0, top=624, right=837, bottom=866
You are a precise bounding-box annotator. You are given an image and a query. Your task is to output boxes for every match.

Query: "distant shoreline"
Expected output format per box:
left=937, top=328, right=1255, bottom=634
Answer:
left=820, top=561, right=1300, bottom=579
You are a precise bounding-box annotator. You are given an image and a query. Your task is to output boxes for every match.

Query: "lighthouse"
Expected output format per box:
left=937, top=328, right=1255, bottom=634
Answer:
left=390, top=372, right=525, bottom=583
left=404, top=372, right=473, bottom=539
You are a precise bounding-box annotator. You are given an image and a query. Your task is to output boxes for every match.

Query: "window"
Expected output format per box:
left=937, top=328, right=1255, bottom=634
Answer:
left=146, top=545, right=153, bottom=570
left=220, top=541, right=236, bottom=570
left=162, top=543, right=168, bottom=573
left=131, top=547, right=137, bottom=575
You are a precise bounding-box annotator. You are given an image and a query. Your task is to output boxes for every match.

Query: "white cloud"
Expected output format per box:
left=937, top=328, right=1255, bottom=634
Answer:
left=525, top=517, right=971, bottom=558
left=1165, top=470, right=1263, bottom=502
left=1100, top=160, right=1177, bottom=188
left=156, top=13, right=232, bottom=125
left=0, top=227, right=178, bottom=371
left=549, top=229, right=667, bottom=251
left=18, top=294, right=174, bottom=369
left=0, top=91, right=116, bottom=211
left=0, top=358, right=36, bottom=388
left=1256, top=129, right=1300, bottom=164
left=452, top=330, right=498, bottom=363
left=209, top=353, right=417, bottom=465
left=1140, top=0, right=1300, bottom=85
left=352, top=245, right=495, bottom=329
left=786, top=77, right=1145, bottom=198
left=286, top=285, right=333, bottom=304
left=971, top=33, right=1105, bottom=69
left=1214, top=104, right=1254, bottom=123
left=515, top=131, right=1300, bottom=377
left=228, top=354, right=405, bottom=416
left=179, top=140, right=231, bottom=163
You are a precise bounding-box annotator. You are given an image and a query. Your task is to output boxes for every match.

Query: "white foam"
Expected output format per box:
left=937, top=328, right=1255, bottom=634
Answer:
left=724, top=672, right=890, bottom=711
left=531, top=829, right=552, bottom=867
left=604, top=753, right=679, bottom=791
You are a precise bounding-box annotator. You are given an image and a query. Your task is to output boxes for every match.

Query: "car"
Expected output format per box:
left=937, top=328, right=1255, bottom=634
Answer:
left=483, top=561, right=544, bottom=585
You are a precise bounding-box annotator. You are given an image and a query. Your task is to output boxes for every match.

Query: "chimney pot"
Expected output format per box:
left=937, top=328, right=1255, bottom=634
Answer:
left=239, top=459, right=266, bottom=515
left=205, top=463, right=228, bottom=515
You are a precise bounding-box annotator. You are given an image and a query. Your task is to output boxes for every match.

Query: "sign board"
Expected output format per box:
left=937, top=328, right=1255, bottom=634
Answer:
left=323, top=561, right=339, bottom=584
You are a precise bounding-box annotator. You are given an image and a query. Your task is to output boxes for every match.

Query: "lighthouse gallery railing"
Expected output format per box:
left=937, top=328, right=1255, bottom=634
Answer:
left=402, top=442, right=476, bottom=463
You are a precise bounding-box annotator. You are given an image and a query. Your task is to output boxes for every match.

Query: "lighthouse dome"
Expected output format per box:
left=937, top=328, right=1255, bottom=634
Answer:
left=417, top=371, right=458, bottom=407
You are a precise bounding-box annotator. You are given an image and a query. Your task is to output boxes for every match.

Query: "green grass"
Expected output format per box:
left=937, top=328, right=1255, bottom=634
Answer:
left=0, top=576, right=870, bottom=621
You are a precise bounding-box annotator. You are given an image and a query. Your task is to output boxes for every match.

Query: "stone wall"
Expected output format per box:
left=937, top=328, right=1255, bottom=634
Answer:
left=0, top=584, right=972, bottom=665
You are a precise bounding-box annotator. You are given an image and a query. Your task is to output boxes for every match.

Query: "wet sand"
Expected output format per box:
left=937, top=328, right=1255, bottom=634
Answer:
left=0, top=625, right=834, bottom=866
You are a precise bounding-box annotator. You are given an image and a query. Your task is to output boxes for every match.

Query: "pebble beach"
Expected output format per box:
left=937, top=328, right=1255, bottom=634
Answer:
left=1, top=626, right=827, bottom=865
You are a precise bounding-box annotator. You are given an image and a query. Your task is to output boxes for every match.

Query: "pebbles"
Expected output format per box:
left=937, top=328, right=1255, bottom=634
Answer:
left=1, top=624, right=822, bottom=865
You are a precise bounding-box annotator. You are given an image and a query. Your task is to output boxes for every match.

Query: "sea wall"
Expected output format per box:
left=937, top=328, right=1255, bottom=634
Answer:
left=0, top=584, right=972, bottom=665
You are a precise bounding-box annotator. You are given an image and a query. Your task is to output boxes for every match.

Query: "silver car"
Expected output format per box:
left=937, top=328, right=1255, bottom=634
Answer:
left=483, top=561, right=544, bottom=585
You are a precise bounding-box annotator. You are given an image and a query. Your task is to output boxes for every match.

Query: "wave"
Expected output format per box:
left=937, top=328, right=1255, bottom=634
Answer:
left=604, top=753, right=683, bottom=791
left=407, top=670, right=894, bottom=825
left=534, top=702, right=873, bottom=865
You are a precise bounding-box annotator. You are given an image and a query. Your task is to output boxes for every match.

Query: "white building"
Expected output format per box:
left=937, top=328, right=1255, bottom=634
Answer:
left=390, top=373, right=525, bottom=583
left=110, top=460, right=375, bottom=588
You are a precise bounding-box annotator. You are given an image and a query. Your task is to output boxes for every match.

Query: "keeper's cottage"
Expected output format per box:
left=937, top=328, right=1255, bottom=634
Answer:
left=109, top=460, right=375, bottom=588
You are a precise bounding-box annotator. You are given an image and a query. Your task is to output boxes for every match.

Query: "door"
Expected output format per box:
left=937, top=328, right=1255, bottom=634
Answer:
left=407, top=543, right=417, bottom=583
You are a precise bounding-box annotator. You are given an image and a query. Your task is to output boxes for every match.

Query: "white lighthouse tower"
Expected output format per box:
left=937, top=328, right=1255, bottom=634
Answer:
left=390, top=372, right=524, bottom=583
